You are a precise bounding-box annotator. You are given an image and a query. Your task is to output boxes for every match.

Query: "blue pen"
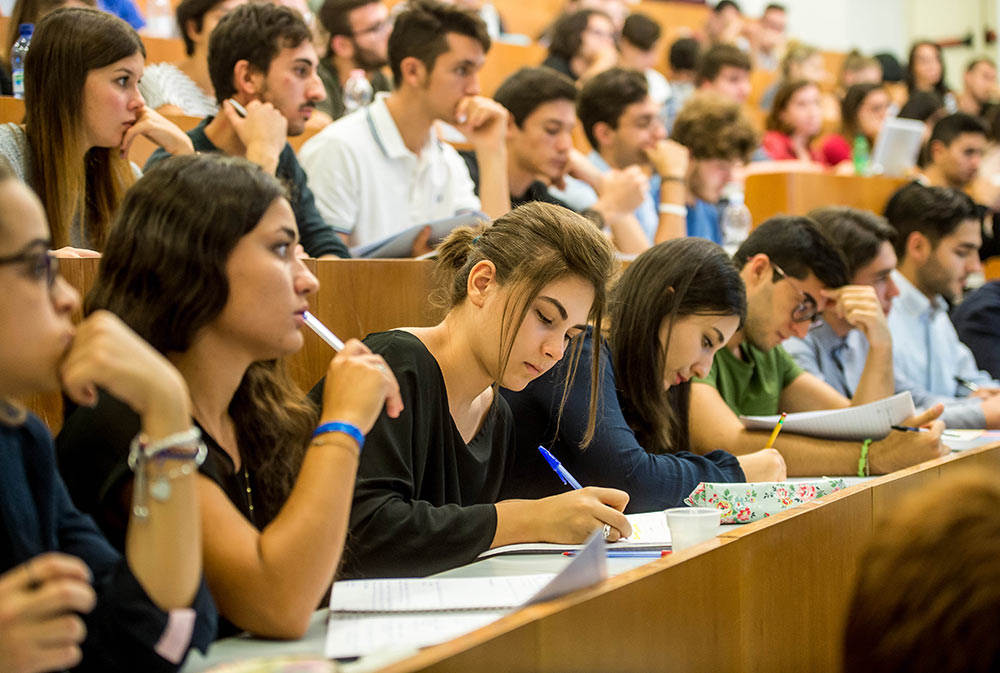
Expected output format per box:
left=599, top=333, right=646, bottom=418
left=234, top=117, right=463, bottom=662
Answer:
left=538, top=446, right=583, bottom=490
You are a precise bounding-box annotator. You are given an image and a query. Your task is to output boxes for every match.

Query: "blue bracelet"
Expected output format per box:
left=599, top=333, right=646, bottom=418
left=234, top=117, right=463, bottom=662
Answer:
left=313, top=422, right=365, bottom=451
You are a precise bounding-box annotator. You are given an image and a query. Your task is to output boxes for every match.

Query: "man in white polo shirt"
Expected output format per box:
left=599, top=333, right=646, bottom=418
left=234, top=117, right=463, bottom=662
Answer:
left=300, top=0, right=510, bottom=255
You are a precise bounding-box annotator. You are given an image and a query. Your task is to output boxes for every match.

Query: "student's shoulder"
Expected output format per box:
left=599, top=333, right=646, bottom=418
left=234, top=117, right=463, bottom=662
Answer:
left=363, top=330, right=437, bottom=372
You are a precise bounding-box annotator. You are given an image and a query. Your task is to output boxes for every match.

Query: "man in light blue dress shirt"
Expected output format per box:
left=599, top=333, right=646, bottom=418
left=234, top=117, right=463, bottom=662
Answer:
left=883, top=183, right=1000, bottom=398
left=785, top=206, right=997, bottom=428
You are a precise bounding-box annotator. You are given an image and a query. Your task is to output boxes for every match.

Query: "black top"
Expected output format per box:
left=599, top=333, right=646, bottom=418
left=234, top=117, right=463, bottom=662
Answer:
left=145, top=118, right=351, bottom=259
left=459, top=149, right=572, bottom=210
left=2, top=412, right=216, bottom=670
left=952, top=280, right=1000, bottom=380
left=542, top=54, right=576, bottom=81
left=341, top=330, right=514, bottom=579
left=57, top=393, right=264, bottom=638
left=500, top=330, right=746, bottom=511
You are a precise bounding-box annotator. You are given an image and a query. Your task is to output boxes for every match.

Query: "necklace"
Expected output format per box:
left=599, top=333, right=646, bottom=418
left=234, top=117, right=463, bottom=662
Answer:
left=243, top=464, right=255, bottom=525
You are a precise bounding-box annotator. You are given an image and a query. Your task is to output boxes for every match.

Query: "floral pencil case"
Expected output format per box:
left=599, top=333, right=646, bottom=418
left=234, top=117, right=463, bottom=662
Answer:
left=684, top=479, right=847, bottom=524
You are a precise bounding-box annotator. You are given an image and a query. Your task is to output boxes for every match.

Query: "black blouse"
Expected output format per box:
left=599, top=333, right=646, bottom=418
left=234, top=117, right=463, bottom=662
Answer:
left=339, top=330, right=515, bottom=579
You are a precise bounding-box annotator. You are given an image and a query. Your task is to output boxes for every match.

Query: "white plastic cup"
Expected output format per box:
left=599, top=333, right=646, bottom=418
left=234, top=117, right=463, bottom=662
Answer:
left=665, top=507, right=722, bottom=552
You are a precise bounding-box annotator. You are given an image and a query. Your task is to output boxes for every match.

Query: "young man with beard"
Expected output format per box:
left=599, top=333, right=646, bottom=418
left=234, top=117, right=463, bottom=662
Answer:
left=300, top=0, right=510, bottom=255
left=145, top=2, right=350, bottom=258
left=883, top=183, right=1000, bottom=397
left=784, top=206, right=999, bottom=429
left=688, top=216, right=947, bottom=476
left=315, top=0, right=393, bottom=122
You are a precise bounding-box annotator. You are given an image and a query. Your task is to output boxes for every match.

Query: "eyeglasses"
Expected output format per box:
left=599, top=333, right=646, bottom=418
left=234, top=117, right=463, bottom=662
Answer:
left=0, top=246, right=59, bottom=290
left=352, top=18, right=392, bottom=38
left=771, top=263, right=819, bottom=323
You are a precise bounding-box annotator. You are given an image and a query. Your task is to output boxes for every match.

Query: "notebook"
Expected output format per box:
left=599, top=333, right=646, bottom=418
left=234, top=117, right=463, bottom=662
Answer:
left=325, top=528, right=607, bottom=658
left=477, top=510, right=672, bottom=558
left=740, top=391, right=915, bottom=440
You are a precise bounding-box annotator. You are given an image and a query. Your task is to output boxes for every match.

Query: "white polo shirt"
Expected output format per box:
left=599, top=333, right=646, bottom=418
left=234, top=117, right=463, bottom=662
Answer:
left=299, top=93, right=482, bottom=249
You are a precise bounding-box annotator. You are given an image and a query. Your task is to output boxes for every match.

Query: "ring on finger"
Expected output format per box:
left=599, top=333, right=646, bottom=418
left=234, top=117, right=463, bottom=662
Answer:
left=602, top=523, right=611, bottom=541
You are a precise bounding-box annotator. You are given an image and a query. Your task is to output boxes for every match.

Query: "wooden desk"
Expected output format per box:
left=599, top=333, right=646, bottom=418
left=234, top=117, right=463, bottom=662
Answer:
left=142, top=35, right=185, bottom=64
left=21, top=258, right=442, bottom=433
left=179, top=444, right=1000, bottom=672
left=0, top=95, right=23, bottom=123
left=745, top=172, right=907, bottom=227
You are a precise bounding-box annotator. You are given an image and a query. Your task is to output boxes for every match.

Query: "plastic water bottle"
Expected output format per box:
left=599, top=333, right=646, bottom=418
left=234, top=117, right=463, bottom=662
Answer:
left=721, top=190, right=752, bottom=256
left=146, top=0, right=175, bottom=38
left=852, top=134, right=870, bottom=176
left=343, top=69, right=374, bottom=114
left=11, top=24, right=32, bottom=100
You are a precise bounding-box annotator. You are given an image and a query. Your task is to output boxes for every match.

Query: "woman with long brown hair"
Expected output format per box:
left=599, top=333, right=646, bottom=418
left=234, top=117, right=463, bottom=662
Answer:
left=0, top=8, right=195, bottom=254
left=503, top=238, right=785, bottom=511
left=56, top=153, right=402, bottom=639
left=340, top=202, right=633, bottom=579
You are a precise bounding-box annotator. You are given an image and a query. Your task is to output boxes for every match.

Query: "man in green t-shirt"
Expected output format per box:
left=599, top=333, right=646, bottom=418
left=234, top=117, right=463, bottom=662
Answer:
left=689, top=216, right=946, bottom=477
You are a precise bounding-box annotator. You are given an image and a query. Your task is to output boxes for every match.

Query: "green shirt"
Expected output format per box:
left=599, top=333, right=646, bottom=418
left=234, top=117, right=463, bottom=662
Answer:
left=694, top=341, right=803, bottom=416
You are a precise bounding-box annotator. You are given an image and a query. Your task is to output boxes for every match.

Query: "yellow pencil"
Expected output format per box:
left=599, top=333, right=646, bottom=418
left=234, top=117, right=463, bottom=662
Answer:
left=765, top=412, right=787, bottom=449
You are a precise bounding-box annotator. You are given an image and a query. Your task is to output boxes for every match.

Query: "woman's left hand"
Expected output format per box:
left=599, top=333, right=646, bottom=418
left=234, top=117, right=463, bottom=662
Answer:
left=120, top=106, right=195, bottom=160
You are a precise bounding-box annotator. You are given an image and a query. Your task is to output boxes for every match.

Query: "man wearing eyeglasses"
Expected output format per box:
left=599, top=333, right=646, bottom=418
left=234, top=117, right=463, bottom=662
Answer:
left=688, top=216, right=947, bottom=477
left=315, top=0, right=393, bottom=123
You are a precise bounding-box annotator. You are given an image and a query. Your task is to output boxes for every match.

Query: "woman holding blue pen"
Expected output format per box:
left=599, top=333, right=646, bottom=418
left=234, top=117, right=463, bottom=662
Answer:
left=503, top=238, right=786, bottom=512
left=339, top=203, right=634, bottom=580
left=56, top=154, right=402, bottom=640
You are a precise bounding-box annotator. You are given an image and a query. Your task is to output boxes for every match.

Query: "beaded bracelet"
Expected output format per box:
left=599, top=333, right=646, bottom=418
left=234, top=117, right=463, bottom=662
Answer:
left=128, top=429, right=207, bottom=521
left=313, top=421, right=365, bottom=452
left=857, top=438, right=872, bottom=477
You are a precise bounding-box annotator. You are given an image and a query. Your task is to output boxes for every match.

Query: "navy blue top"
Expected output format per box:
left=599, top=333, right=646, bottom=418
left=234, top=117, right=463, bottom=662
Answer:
left=0, top=412, right=216, bottom=671
left=500, top=330, right=745, bottom=512
left=952, top=280, right=1000, bottom=380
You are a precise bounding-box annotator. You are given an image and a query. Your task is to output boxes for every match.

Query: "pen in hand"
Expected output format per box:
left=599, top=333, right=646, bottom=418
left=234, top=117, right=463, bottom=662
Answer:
left=302, top=311, right=345, bottom=351
left=538, top=446, right=582, bottom=489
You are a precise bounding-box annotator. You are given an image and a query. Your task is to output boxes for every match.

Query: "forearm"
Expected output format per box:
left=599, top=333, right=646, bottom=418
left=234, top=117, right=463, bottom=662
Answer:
left=244, top=142, right=281, bottom=175
left=475, top=146, right=511, bottom=219
left=603, top=211, right=650, bottom=254
left=653, top=179, right=687, bottom=243
left=492, top=499, right=542, bottom=547
left=693, top=425, right=860, bottom=477
left=126, top=465, right=201, bottom=611
left=250, top=438, right=360, bottom=631
left=851, top=343, right=894, bottom=406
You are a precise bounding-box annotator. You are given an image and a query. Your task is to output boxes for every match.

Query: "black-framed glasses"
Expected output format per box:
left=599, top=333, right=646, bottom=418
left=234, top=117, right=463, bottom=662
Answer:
left=771, top=262, right=819, bottom=323
left=0, top=246, right=59, bottom=289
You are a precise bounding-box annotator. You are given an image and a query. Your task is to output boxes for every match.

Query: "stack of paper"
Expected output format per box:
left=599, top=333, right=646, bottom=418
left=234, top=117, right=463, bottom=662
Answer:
left=325, top=528, right=608, bottom=658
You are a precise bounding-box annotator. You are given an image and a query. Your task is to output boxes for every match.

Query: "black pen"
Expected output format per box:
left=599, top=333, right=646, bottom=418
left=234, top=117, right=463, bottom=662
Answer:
left=891, top=425, right=927, bottom=433
left=955, top=376, right=981, bottom=393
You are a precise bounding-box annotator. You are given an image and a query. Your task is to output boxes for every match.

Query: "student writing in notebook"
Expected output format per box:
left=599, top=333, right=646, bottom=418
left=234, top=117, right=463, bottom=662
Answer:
left=0, top=164, right=215, bottom=671
left=56, top=154, right=402, bottom=639
left=688, top=216, right=946, bottom=477
left=502, top=238, right=786, bottom=511
left=338, top=202, right=632, bottom=579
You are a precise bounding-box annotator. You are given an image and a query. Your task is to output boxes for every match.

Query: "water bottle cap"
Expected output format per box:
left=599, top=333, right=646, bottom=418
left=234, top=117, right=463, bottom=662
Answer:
left=18, top=23, right=33, bottom=37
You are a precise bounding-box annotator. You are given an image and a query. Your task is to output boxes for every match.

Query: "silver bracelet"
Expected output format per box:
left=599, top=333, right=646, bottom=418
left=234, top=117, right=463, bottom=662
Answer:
left=658, top=203, right=688, bottom=217
left=128, top=429, right=207, bottom=521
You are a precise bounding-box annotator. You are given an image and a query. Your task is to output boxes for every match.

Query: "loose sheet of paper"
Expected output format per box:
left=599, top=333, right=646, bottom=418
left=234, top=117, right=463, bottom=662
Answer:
left=329, top=574, right=554, bottom=613
left=325, top=612, right=506, bottom=659
left=740, top=391, right=914, bottom=440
